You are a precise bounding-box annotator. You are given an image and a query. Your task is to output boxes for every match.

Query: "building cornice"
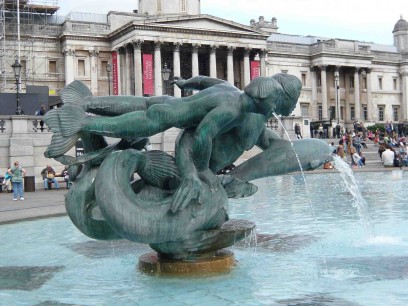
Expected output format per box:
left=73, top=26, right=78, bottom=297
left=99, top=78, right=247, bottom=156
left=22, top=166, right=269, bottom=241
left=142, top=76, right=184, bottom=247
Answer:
left=59, top=34, right=109, bottom=42
left=109, top=22, right=268, bottom=42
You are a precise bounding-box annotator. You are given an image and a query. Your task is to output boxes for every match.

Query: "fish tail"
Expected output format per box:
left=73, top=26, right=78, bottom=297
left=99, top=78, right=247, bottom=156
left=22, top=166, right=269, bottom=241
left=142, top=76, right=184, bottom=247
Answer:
left=61, top=80, right=92, bottom=107
left=43, top=109, right=80, bottom=158
left=59, top=104, right=87, bottom=137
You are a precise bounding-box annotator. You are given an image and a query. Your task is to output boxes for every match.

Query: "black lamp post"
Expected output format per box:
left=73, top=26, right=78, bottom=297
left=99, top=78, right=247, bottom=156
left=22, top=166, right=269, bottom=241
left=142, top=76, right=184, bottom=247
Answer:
left=106, top=62, right=111, bottom=96
left=161, top=63, right=171, bottom=95
left=334, top=70, right=340, bottom=124
left=11, top=58, right=23, bottom=115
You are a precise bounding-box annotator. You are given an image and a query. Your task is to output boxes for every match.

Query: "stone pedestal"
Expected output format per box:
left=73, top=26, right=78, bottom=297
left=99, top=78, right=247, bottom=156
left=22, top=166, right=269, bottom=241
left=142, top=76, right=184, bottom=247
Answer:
left=139, top=250, right=235, bottom=276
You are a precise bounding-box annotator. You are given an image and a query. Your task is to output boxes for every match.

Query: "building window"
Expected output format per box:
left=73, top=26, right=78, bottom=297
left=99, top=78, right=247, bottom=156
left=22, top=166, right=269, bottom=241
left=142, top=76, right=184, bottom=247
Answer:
left=350, top=106, right=355, bottom=120
left=317, top=74, right=321, bottom=87
left=393, top=106, right=399, bottom=122
left=378, top=106, right=384, bottom=121
left=20, top=59, right=27, bottom=77
left=363, top=105, right=367, bottom=121
left=301, top=73, right=307, bottom=86
left=349, top=76, right=354, bottom=88
left=157, top=0, right=162, bottom=12
left=101, top=60, right=108, bottom=77
left=362, top=76, right=367, bottom=90
left=393, top=78, right=397, bottom=90
left=378, top=77, right=383, bottom=90
left=49, top=60, right=57, bottom=74
left=301, top=104, right=309, bottom=116
left=329, top=106, right=335, bottom=120
left=78, top=59, right=85, bottom=76
left=318, top=105, right=322, bottom=120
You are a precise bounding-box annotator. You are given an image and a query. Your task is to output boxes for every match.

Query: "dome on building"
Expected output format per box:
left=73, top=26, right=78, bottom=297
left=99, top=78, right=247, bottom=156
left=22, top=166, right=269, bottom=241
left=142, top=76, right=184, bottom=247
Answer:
left=393, top=17, right=408, bottom=33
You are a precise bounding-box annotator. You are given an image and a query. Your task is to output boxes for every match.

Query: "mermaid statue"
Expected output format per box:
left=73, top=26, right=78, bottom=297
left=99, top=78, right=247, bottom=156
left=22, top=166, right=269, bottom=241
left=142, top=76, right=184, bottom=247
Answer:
left=44, top=74, right=333, bottom=261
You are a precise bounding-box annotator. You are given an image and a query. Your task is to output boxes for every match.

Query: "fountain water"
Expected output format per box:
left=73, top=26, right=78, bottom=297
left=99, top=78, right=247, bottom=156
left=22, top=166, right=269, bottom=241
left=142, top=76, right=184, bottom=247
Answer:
left=1, top=172, right=407, bottom=304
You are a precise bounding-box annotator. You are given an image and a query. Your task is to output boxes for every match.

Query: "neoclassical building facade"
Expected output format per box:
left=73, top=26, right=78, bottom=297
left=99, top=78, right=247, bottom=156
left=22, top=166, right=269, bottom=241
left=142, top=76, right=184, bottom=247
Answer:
left=1, top=0, right=408, bottom=181
left=2, top=0, right=407, bottom=127
left=266, top=20, right=408, bottom=129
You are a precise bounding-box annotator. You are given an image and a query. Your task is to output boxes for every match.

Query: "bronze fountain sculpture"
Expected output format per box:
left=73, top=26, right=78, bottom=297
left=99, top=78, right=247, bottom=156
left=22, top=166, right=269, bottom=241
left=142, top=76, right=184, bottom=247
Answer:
left=44, top=74, right=332, bottom=274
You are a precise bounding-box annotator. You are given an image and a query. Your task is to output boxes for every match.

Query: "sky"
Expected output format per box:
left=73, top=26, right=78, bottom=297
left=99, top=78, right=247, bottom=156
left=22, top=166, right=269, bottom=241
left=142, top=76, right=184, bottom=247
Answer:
left=57, top=0, right=408, bottom=45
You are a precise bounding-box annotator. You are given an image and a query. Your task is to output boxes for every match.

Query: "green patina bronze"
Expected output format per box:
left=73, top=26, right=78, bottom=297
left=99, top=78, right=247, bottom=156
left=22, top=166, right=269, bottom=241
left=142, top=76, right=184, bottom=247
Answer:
left=44, top=74, right=333, bottom=259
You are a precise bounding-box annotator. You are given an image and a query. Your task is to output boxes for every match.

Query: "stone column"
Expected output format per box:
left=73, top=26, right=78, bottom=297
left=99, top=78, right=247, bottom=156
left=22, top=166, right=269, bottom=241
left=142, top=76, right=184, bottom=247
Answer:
left=227, top=46, right=235, bottom=85
left=154, top=41, right=163, bottom=96
left=125, top=46, right=133, bottom=95
left=173, top=43, right=182, bottom=97
left=243, top=48, right=251, bottom=86
left=63, top=48, right=75, bottom=86
left=354, top=67, right=361, bottom=121
left=320, top=65, right=328, bottom=120
left=89, top=50, right=99, bottom=95
left=344, top=71, right=350, bottom=122
left=133, top=40, right=143, bottom=96
left=192, top=43, right=200, bottom=77
left=366, top=68, right=373, bottom=121
left=401, top=72, right=408, bottom=121
left=310, top=66, right=318, bottom=120
left=259, top=49, right=266, bottom=77
left=209, top=45, right=217, bottom=78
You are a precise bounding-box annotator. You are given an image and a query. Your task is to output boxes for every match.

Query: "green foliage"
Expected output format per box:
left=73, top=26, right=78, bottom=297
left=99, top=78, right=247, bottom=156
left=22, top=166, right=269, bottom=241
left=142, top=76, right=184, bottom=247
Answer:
left=366, top=124, right=385, bottom=133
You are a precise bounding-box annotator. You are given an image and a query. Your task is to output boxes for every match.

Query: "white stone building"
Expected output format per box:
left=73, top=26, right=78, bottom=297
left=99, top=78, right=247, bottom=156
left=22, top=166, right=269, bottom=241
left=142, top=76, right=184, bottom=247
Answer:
left=1, top=0, right=408, bottom=184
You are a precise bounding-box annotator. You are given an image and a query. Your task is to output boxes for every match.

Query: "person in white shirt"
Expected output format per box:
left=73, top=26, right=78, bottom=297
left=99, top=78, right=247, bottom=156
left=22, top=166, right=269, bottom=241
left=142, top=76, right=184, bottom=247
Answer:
left=381, top=146, right=395, bottom=167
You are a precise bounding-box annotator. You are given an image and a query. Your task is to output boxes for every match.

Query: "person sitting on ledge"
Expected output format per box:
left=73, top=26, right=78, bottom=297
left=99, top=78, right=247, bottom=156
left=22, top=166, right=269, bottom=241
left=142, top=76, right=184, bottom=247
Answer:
left=61, top=165, right=70, bottom=189
left=41, top=164, right=60, bottom=190
left=381, top=145, right=395, bottom=167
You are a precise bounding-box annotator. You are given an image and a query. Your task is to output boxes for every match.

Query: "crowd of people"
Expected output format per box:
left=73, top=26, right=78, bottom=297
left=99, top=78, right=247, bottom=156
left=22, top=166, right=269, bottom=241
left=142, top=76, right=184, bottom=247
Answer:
left=330, top=120, right=407, bottom=169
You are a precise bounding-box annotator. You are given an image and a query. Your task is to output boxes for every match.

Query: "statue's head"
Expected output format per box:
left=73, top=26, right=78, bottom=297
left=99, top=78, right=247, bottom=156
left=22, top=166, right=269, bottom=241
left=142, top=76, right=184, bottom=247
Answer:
left=244, top=74, right=302, bottom=117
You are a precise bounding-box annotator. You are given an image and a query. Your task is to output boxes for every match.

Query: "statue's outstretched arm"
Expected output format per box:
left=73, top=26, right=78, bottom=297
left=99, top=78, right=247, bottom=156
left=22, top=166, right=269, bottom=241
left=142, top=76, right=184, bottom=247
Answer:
left=230, top=128, right=333, bottom=182
left=171, top=76, right=227, bottom=91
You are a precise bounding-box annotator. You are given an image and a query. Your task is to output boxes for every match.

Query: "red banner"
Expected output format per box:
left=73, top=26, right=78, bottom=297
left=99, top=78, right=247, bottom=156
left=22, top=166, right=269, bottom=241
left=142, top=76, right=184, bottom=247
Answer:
left=250, top=60, right=260, bottom=80
left=143, top=54, right=154, bottom=95
left=112, top=51, right=119, bottom=95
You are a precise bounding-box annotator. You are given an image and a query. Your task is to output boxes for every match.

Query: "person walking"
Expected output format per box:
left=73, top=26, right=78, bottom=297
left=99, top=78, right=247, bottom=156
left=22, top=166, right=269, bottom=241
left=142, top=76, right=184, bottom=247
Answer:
left=294, top=123, right=302, bottom=139
left=8, top=161, right=26, bottom=201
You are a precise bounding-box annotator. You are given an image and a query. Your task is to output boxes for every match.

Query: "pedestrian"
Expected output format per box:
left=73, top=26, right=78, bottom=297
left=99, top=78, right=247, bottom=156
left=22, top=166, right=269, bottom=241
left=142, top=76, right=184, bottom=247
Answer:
left=294, top=123, right=302, bottom=139
left=336, top=123, right=341, bottom=138
left=35, top=104, right=47, bottom=131
left=8, top=161, right=26, bottom=201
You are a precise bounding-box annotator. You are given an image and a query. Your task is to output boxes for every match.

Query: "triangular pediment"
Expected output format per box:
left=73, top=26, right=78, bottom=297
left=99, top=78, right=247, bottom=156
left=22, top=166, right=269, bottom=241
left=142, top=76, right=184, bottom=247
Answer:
left=140, top=14, right=268, bottom=37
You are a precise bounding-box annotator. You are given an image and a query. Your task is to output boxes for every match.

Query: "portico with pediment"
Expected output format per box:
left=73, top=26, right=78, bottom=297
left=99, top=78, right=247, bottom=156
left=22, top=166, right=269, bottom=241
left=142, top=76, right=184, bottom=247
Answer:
left=108, top=14, right=268, bottom=97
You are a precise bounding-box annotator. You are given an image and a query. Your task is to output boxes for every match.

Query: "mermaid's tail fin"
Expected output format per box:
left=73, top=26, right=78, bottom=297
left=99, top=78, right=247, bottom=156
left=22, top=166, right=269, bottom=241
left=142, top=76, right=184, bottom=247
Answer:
left=43, top=108, right=82, bottom=158
left=57, top=104, right=87, bottom=137
left=61, top=80, right=93, bottom=107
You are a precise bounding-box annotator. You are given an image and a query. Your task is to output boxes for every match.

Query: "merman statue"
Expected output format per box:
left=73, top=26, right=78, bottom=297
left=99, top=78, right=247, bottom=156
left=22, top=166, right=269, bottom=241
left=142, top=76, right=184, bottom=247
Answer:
left=44, top=74, right=333, bottom=263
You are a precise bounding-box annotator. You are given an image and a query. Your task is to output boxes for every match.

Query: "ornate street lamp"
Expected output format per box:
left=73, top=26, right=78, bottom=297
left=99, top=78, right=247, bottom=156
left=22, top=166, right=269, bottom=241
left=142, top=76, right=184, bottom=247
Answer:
left=106, top=62, right=111, bottom=96
left=11, top=58, right=23, bottom=115
left=161, top=63, right=171, bottom=95
left=334, top=70, right=340, bottom=124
